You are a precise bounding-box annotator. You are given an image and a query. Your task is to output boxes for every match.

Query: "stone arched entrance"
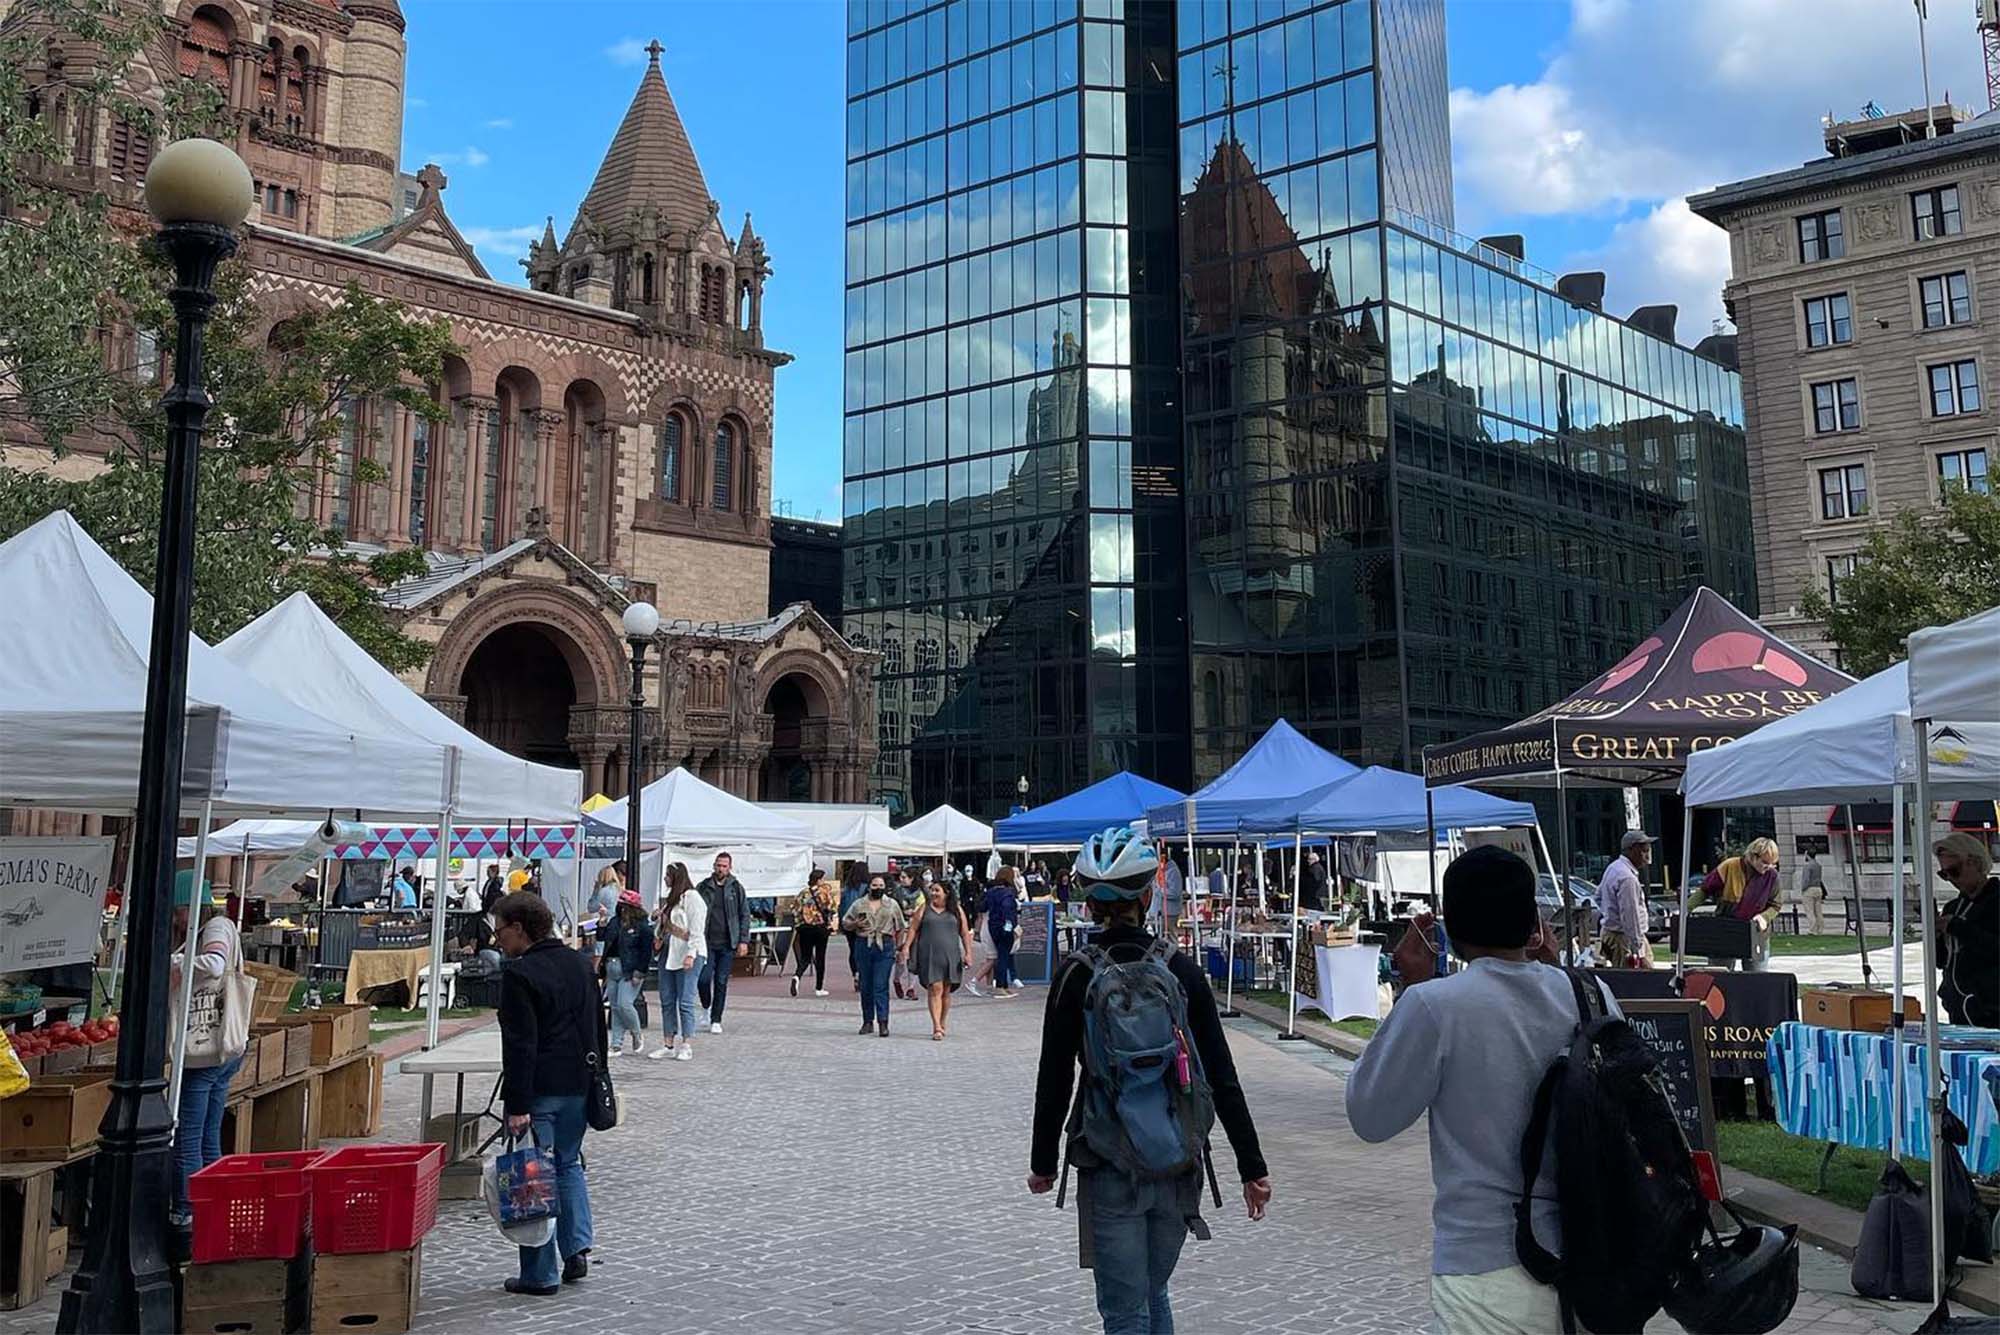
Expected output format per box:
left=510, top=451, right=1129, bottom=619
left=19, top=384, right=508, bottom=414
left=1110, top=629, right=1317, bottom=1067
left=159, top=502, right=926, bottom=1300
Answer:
left=461, top=624, right=582, bottom=768
left=758, top=668, right=835, bottom=801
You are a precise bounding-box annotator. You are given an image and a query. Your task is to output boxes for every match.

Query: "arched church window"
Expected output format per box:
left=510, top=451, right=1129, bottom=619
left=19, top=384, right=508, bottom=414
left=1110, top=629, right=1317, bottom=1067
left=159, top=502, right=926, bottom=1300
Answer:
left=641, top=254, right=655, bottom=305
left=107, top=116, right=152, bottom=180
left=711, top=421, right=735, bottom=511
left=658, top=413, right=684, bottom=502
left=179, top=6, right=233, bottom=89
left=409, top=406, right=433, bottom=546
left=330, top=399, right=360, bottom=538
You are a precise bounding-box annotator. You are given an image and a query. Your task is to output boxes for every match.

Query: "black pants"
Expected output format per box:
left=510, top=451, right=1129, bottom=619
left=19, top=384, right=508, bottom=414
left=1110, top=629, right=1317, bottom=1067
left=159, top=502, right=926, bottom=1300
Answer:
left=792, top=925, right=831, bottom=989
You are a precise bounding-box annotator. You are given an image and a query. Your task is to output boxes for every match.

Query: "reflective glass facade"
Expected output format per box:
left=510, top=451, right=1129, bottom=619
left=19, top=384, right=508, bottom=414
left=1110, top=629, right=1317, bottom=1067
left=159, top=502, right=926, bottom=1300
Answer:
left=847, top=0, right=1751, bottom=813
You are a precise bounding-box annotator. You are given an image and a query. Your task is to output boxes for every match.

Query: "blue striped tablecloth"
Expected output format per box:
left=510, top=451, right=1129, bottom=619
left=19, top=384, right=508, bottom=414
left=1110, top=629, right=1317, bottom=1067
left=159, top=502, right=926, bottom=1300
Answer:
left=1767, top=1021, right=2000, bottom=1173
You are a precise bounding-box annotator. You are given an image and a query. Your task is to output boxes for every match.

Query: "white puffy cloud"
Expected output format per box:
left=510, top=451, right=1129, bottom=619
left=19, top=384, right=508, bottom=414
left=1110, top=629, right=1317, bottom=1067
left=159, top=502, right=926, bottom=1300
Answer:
left=1569, top=200, right=1736, bottom=338
left=424, top=146, right=489, bottom=169
left=1457, top=0, right=1983, bottom=221
left=604, top=37, right=650, bottom=67
left=459, top=224, right=543, bottom=263
left=484, top=118, right=512, bottom=130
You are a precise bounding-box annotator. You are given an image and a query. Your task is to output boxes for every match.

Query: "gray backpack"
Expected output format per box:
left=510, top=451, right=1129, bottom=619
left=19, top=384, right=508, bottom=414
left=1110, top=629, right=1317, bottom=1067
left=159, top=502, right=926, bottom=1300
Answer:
left=1060, top=940, right=1220, bottom=1201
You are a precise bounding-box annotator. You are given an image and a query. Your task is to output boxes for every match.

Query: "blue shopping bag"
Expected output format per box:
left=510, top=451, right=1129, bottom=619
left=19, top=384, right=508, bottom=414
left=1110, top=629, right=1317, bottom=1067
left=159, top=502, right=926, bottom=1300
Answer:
left=483, top=1137, right=557, bottom=1238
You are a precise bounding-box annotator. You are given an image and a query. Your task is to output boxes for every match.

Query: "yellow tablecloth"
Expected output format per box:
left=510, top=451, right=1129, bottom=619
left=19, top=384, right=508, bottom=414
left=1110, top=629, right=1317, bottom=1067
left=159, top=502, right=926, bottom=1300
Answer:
left=343, top=946, right=432, bottom=1005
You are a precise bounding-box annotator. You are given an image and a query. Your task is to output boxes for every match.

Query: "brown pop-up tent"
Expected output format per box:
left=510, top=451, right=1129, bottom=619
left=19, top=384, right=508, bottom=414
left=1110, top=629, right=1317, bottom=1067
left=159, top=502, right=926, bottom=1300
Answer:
left=1422, top=586, right=1853, bottom=949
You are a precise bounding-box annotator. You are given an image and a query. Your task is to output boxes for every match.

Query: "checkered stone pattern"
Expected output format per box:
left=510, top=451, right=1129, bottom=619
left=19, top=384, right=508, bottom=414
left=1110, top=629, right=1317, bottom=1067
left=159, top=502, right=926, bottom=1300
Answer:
left=3, top=973, right=1932, bottom=1335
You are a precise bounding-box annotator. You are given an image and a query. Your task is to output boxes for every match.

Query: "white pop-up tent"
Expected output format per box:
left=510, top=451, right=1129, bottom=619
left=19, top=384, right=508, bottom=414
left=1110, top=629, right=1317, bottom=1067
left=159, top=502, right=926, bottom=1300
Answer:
left=1684, top=605, right=2000, bottom=1318
left=590, top=768, right=815, bottom=902
left=816, top=812, right=939, bottom=862
left=0, top=512, right=453, bottom=816
left=898, top=804, right=994, bottom=855
left=219, top=592, right=581, bottom=822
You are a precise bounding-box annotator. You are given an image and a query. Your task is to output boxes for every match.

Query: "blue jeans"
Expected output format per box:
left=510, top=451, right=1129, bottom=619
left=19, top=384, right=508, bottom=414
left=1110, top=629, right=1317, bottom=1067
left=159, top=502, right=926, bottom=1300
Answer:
left=518, top=1094, right=592, bottom=1289
left=174, top=1052, right=245, bottom=1211
left=1085, top=1169, right=1188, bottom=1334
left=855, top=938, right=894, bottom=1027
left=659, top=963, right=702, bottom=1040
left=605, top=960, right=643, bottom=1050
left=990, top=924, right=1017, bottom=989
left=698, top=947, right=734, bottom=1022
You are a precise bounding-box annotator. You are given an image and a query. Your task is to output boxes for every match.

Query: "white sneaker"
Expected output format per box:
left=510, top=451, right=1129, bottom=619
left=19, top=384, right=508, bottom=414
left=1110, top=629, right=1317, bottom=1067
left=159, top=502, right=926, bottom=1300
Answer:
left=674, top=1045, right=694, bottom=1062
left=647, top=1046, right=671, bottom=1061
left=606, top=1047, right=623, bottom=1060
left=709, top=1021, right=723, bottom=1035
left=814, top=989, right=829, bottom=997
left=963, top=980, right=984, bottom=998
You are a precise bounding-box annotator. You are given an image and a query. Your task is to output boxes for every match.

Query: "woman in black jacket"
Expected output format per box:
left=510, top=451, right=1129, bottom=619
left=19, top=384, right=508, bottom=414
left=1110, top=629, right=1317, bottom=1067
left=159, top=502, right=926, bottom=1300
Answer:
left=600, top=890, right=655, bottom=1055
left=495, top=892, right=602, bottom=1295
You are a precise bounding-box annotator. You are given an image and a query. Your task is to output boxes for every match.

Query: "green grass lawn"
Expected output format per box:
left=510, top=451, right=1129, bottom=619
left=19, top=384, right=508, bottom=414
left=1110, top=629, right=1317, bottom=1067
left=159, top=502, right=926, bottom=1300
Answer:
left=1717, top=1120, right=1924, bottom=1213
left=1243, top=989, right=1379, bottom=1040
left=1769, top=930, right=1917, bottom=957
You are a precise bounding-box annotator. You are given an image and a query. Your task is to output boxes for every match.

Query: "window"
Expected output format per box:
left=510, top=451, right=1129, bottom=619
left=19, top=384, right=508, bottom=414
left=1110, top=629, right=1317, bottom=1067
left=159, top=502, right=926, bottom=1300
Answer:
left=408, top=413, right=430, bottom=545
left=1797, top=210, right=1844, bottom=262
left=1811, top=377, right=1860, bottom=432
left=1928, top=360, right=1982, bottom=416
left=131, top=328, right=159, bottom=384
left=1825, top=553, right=1858, bottom=604
left=1818, top=463, right=1869, bottom=520
left=1938, top=446, right=1990, bottom=495
left=481, top=411, right=502, bottom=550
left=107, top=117, right=152, bottom=179
left=1920, top=272, right=1971, bottom=328
left=1803, top=294, right=1851, bottom=347
left=711, top=421, right=735, bottom=510
left=658, top=414, right=684, bottom=501
left=1912, top=185, right=1962, bottom=240
left=331, top=399, right=359, bottom=537
left=282, top=189, right=297, bottom=219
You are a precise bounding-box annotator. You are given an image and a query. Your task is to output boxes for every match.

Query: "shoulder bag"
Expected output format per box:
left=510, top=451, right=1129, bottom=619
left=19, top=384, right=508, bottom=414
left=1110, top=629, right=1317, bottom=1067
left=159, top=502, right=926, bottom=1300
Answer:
left=184, top=922, right=254, bottom=1067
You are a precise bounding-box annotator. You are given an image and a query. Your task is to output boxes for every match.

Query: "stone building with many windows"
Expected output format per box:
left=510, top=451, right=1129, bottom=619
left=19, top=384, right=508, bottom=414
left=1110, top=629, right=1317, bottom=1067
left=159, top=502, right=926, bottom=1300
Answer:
left=5, top=2, right=876, bottom=805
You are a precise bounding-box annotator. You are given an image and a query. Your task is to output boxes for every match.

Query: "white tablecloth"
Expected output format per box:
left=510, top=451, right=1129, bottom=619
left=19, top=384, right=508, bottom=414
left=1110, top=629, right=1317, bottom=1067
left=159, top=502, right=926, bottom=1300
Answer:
left=1301, top=943, right=1380, bottom=1021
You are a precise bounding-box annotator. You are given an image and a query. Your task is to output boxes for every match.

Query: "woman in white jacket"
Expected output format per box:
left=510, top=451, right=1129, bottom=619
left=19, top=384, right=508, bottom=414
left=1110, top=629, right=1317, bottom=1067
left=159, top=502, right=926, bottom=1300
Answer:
left=648, top=862, right=709, bottom=1062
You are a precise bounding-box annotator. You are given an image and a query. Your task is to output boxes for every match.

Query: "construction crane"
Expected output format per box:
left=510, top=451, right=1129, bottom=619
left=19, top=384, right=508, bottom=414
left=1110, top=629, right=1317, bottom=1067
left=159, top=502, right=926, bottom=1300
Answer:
left=1983, top=0, right=2000, bottom=113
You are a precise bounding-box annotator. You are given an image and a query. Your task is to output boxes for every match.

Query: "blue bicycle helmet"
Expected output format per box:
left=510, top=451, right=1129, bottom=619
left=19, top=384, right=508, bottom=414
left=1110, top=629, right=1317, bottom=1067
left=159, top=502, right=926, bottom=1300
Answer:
left=1074, top=825, right=1160, bottom=898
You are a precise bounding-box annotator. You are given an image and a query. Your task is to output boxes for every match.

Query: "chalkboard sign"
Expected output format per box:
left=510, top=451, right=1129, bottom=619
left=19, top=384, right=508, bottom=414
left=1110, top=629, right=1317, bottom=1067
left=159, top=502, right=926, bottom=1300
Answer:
left=1621, top=998, right=1719, bottom=1173
left=1013, top=900, right=1057, bottom=985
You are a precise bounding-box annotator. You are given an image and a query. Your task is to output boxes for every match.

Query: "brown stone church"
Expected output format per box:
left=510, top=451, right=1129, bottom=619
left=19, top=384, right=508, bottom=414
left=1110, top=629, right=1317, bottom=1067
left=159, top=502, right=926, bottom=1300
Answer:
left=8, top=1, right=875, bottom=807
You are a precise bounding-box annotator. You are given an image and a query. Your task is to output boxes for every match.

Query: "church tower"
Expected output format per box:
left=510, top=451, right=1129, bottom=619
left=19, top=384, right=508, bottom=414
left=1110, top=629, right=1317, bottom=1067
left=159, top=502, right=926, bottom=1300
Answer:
left=328, top=0, right=406, bottom=236
left=525, top=40, right=770, bottom=348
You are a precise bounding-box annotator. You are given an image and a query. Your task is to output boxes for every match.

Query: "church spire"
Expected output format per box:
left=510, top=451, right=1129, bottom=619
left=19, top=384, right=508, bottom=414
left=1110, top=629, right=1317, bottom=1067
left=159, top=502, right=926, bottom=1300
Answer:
left=569, top=38, right=714, bottom=244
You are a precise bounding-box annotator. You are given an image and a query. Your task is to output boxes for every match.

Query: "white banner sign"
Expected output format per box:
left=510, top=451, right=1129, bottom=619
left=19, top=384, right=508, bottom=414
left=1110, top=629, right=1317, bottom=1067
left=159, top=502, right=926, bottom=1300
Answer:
left=661, top=844, right=813, bottom=902
left=0, top=837, right=116, bottom=971
left=1464, top=826, right=1538, bottom=864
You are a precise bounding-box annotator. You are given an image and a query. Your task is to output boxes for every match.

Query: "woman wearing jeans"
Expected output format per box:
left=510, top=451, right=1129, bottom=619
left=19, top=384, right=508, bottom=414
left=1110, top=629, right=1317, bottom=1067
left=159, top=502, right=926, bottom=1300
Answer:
left=649, top=863, right=709, bottom=1062
left=168, top=871, right=245, bottom=1226
left=493, top=891, right=600, bottom=1295
left=600, top=891, right=654, bottom=1055
left=983, top=866, right=1023, bottom=998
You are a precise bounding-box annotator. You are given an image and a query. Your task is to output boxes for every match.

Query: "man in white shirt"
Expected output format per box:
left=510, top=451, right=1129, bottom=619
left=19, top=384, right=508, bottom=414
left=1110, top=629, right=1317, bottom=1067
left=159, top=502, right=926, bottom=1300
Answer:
left=1596, top=830, right=1655, bottom=968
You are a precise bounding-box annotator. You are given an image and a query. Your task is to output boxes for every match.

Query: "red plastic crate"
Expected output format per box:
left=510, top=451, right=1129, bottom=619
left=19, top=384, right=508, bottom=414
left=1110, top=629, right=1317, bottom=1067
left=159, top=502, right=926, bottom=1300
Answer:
left=305, top=1143, right=445, bottom=1254
left=188, top=1150, right=327, bottom=1263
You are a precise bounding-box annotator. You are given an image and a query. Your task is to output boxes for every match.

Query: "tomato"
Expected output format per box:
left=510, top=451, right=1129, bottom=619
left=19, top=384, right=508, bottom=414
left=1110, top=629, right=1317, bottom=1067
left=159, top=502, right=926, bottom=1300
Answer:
left=46, top=1021, right=70, bottom=1036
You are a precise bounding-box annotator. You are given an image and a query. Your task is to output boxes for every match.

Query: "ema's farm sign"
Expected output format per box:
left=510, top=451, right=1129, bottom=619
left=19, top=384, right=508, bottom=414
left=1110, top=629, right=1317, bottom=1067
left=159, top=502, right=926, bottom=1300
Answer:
left=0, top=837, right=114, bottom=971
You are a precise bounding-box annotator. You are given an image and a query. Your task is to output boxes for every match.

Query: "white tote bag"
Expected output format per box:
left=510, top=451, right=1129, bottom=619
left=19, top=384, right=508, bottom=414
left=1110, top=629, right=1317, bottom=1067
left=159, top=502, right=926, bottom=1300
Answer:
left=184, top=924, right=254, bottom=1067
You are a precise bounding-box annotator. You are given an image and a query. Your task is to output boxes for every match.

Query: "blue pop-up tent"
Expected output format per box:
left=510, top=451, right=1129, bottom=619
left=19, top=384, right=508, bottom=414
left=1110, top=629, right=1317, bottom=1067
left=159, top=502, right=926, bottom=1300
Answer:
left=1236, top=764, right=1536, bottom=837
left=995, top=771, right=1187, bottom=848
left=1144, top=719, right=1359, bottom=838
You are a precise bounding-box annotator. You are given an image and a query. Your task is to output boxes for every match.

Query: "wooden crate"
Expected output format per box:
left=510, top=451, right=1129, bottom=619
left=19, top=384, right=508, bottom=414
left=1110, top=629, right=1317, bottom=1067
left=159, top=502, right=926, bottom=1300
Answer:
left=272, top=1007, right=368, bottom=1068
left=43, top=1225, right=65, bottom=1283
left=244, top=962, right=300, bottom=1026
left=37, top=1044, right=91, bottom=1075
left=261, top=1020, right=313, bottom=1078
left=310, top=1245, right=420, bottom=1335
left=183, top=1252, right=311, bottom=1335
left=0, top=1074, right=113, bottom=1162
left=319, top=1053, right=384, bottom=1141
left=246, top=1027, right=291, bottom=1088
left=0, top=1167, right=54, bottom=1310
left=248, top=1078, right=314, bottom=1154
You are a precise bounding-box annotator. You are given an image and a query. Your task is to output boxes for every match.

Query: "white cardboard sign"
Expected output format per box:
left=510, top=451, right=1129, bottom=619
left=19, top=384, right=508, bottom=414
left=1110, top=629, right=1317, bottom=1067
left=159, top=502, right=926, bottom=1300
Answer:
left=0, top=836, right=116, bottom=971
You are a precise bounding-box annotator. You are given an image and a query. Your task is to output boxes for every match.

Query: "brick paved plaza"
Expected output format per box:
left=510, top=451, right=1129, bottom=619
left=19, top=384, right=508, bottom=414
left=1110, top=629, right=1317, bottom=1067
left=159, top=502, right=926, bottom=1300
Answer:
left=8, top=971, right=1941, bottom=1334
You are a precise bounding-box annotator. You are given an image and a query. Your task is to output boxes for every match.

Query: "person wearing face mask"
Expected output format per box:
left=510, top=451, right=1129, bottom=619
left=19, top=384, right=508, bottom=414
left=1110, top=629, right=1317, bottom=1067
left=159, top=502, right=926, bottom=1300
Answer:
left=841, top=872, right=907, bottom=1037
left=1690, top=837, right=1784, bottom=972
left=1932, top=832, right=1998, bottom=1027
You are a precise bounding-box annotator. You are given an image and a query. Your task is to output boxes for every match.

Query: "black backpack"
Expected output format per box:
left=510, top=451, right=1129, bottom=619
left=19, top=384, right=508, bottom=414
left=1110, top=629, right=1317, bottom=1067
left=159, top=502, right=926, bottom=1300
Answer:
left=1515, top=969, right=1707, bottom=1334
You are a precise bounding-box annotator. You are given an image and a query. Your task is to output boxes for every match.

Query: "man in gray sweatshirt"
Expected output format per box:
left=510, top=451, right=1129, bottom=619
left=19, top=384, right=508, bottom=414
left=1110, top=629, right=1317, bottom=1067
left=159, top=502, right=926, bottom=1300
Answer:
left=1345, top=845, right=1616, bottom=1335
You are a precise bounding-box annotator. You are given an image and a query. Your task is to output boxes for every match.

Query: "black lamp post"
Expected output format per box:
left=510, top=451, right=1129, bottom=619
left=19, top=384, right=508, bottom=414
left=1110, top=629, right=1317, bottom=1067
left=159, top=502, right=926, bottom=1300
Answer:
left=620, top=600, right=660, bottom=886
left=59, top=138, right=252, bottom=1335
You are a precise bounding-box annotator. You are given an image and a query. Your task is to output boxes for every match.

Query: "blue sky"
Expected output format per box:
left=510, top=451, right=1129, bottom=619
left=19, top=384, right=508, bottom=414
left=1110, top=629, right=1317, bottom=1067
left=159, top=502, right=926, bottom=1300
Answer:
left=402, top=0, right=1987, bottom=522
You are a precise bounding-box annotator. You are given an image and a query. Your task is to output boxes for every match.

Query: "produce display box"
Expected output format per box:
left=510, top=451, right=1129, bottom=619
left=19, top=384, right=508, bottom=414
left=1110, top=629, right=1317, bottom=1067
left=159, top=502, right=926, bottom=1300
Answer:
left=269, top=1007, right=368, bottom=1068
left=246, top=1027, right=295, bottom=1087
left=245, top=963, right=300, bottom=1027
left=310, top=1245, right=420, bottom=1335
left=182, top=1251, right=312, bottom=1335
left=256, top=1022, right=314, bottom=1079
left=43, top=1226, right=66, bottom=1284
left=1802, top=986, right=1923, bottom=1032
left=0, top=1073, right=114, bottom=1162
left=319, top=1053, right=384, bottom=1141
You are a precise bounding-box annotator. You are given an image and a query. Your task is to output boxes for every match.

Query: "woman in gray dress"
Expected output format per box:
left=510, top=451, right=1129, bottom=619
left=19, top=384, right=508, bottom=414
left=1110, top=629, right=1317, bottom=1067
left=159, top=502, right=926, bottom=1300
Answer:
left=902, top=880, right=973, bottom=1040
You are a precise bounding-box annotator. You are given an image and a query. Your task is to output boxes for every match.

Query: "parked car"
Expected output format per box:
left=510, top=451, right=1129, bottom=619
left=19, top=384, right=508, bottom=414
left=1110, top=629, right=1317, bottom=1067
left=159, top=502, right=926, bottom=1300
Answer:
left=1536, top=875, right=1600, bottom=933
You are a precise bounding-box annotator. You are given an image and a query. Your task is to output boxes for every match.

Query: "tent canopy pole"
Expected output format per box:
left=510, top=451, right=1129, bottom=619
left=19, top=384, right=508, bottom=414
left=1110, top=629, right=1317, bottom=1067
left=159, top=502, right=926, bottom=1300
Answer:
left=1673, top=813, right=1696, bottom=985
left=167, top=799, right=215, bottom=1119
left=423, top=808, right=453, bottom=1051
left=1888, top=786, right=1905, bottom=1161
left=1841, top=803, right=1876, bottom=986
left=1911, top=724, right=1947, bottom=1314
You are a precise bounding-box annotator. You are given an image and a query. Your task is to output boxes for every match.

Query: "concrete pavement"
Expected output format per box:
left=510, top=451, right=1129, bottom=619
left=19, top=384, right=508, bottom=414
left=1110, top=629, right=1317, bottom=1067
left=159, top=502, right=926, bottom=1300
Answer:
left=7, top=968, right=1946, bottom=1333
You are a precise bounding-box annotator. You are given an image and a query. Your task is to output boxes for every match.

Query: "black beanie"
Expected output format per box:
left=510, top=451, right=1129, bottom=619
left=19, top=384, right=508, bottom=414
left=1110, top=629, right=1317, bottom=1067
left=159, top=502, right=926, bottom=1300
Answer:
left=1441, top=845, right=1539, bottom=949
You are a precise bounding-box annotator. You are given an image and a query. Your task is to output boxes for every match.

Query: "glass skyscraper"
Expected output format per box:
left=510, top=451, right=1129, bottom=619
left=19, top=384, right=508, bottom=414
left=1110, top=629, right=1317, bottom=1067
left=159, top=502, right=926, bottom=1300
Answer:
left=845, top=0, right=1751, bottom=817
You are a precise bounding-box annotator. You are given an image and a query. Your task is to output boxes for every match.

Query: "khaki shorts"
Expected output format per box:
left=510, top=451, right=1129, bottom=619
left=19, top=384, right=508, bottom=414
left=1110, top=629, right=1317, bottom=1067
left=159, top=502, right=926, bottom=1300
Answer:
left=1597, top=930, right=1654, bottom=968
left=1431, top=1267, right=1564, bottom=1335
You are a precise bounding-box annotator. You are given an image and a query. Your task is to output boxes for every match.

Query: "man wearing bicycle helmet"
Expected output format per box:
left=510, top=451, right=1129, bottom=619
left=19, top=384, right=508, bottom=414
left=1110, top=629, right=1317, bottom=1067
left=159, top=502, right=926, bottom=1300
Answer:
left=1028, top=825, right=1272, bottom=1333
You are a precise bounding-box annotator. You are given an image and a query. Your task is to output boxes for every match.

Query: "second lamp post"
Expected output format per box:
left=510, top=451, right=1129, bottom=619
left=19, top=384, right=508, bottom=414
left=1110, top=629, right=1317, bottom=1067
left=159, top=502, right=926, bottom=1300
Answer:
left=620, top=600, right=659, bottom=889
